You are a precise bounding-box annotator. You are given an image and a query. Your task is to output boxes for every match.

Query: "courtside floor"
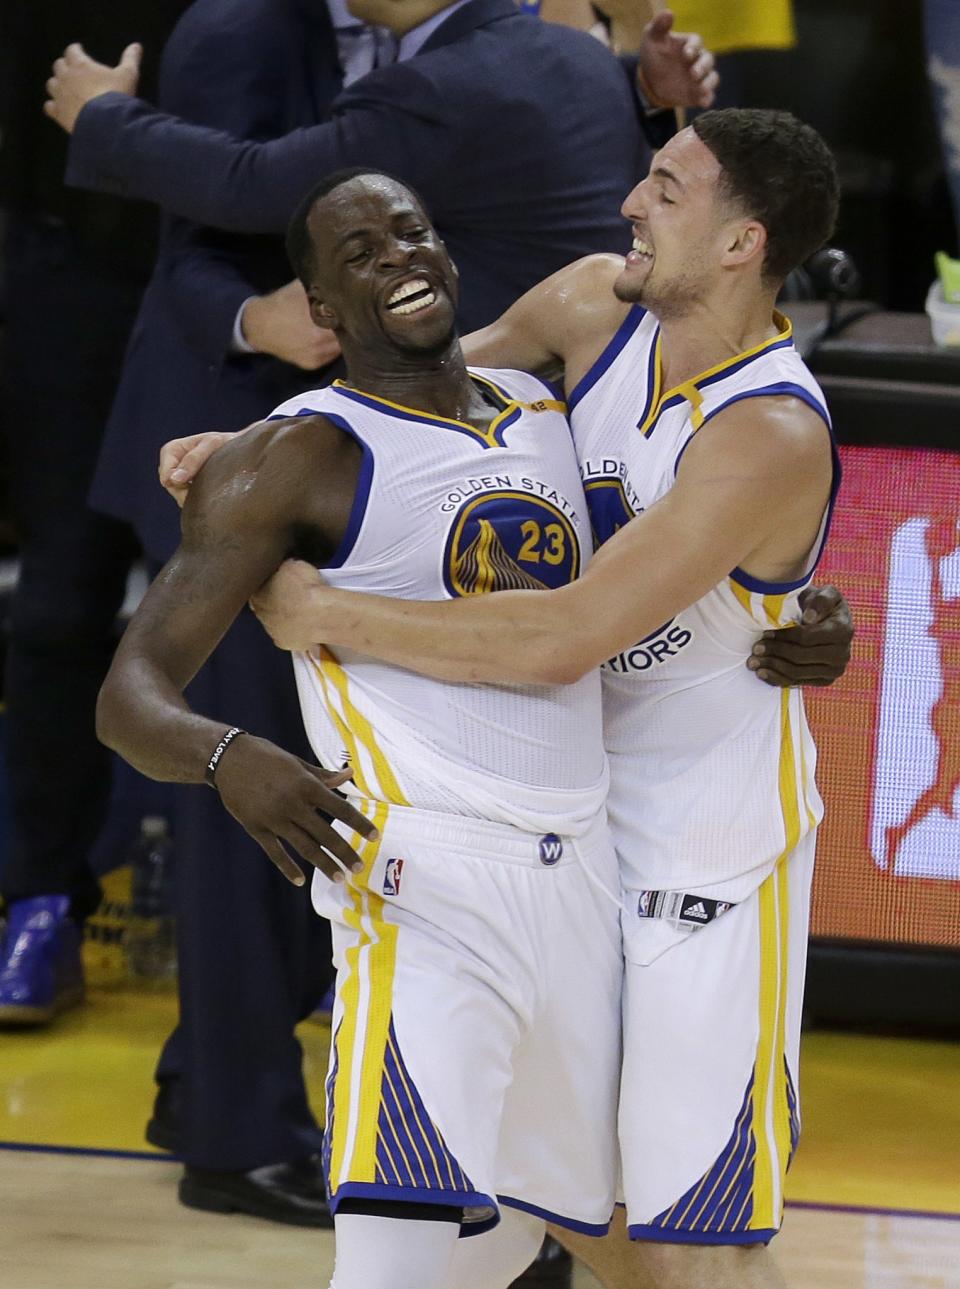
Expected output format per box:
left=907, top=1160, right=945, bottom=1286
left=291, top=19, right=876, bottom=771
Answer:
left=1, top=984, right=959, bottom=1288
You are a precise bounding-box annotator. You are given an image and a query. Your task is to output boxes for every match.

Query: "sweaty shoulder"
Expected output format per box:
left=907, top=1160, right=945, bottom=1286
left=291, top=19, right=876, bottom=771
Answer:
left=186, top=414, right=355, bottom=533
left=690, top=395, right=832, bottom=489
left=544, top=255, right=632, bottom=384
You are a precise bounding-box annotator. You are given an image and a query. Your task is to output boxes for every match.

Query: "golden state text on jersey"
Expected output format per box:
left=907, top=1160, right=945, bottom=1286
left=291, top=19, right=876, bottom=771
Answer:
left=269, top=367, right=609, bottom=838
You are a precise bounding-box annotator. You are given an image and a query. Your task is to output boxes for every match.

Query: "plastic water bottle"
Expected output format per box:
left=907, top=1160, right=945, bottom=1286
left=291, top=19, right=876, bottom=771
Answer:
left=125, top=816, right=177, bottom=986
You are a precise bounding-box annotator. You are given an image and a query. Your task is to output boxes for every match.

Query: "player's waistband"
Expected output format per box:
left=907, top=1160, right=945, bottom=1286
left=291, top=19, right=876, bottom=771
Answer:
left=356, top=800, right=613, bottom=871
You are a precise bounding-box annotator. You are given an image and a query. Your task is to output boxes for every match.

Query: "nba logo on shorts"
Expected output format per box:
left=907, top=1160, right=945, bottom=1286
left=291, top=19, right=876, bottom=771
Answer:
left=383, top=857, right=405, bottom=896
left=538, top=834, right=563, bottom=866
left=871, top=517, right=960, bottom=879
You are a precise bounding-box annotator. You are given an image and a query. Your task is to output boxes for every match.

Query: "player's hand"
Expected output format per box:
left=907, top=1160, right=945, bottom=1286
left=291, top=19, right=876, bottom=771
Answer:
left=44, top=42, right=142, bottom=134
left=213, top=733, right=376, bottom=885
left=747, top=585, right=854, bottom=687
left=637, top=11, right=718, bottom=109
left=241, top=280, right=343, bottom=371
left=159, top=431, right=242, bottom=506
left=251, top=559, right=328, bottom=652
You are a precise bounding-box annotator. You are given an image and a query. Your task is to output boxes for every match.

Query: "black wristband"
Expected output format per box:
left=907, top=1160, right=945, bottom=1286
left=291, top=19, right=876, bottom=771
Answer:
left=205, top=726, right=246, bottom=788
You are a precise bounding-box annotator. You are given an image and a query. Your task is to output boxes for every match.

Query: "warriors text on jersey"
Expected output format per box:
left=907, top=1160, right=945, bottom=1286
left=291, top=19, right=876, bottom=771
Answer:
left=569, top=307, right=839, bottom=900
left=270, top=369, right=608, bottom=837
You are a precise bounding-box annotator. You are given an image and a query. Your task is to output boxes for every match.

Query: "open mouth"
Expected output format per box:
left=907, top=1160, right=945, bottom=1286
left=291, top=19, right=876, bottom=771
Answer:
left=386, top=278, right=438, bottom=316
left=630, top=236, right=654, bottom=263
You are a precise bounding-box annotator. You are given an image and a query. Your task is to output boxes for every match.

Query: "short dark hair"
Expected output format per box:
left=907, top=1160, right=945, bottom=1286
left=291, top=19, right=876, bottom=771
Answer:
left=691, top=109, right=839, bottom=284
left=285, top=167, right=426, bottom=288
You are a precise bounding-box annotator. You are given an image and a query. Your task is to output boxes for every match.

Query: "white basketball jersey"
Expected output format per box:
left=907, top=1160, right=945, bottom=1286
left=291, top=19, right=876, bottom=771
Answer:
left=568, top=308, right=838, bottom=898
left=270, top=369, right=608, bottom=836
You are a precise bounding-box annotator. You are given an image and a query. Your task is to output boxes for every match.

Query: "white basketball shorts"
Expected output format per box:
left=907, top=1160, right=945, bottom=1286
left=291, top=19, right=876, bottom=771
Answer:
left=312, top=800, right=623, bottom=1237
left=618, top=833, right=816, bottom=1246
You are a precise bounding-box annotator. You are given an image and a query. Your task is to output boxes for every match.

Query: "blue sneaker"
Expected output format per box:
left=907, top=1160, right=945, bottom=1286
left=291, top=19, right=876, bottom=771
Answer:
left=0, top=895, right=85, bottom=1025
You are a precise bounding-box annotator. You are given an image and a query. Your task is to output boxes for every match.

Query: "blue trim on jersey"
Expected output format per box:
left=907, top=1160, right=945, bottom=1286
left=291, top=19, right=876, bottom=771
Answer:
left=294, top=411, right=375, bottom=570
left=567, top=306, right=646, bottom=411
left=785, top=1057, right=801, bottom=1169
left=262, top=405, right=375, bottom=569
left=524, top=370, right=566, bottom=404
left=331, top=380, right=522, bottom=451
left=499, top=1195, right=612, bottom=1236
left=695, top=338, right=795, bottom=394
left=328, top=1182, right=499, bottom=1235
left=672, top=381, right=841, bottom=595
left=627, top=1222, right=778, bottom=1246
left=673, top=380, right=831, bottom=480
left=698, top=381, right=830, bottom=433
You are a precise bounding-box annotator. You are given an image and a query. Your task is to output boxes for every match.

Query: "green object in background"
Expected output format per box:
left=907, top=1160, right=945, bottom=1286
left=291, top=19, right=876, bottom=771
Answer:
left=935, top=251, right=960, bottom=304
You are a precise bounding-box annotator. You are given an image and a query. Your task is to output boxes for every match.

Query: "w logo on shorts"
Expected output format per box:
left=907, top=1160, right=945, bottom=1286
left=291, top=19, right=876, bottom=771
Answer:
left=383, top=858, right=405, bottom=896
left=538, top=834, right=563, bottom=866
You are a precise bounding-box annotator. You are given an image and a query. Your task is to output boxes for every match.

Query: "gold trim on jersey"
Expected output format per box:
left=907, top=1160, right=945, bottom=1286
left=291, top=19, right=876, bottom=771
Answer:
left=329, top=801, right=394, bottom=1189
left=751, top=688, right=803, bottom=1232
left=312, top=647, right=411, bottom=808
left=331, top=376, right=564, bottom=451
left=640, top=313, right=793, bottom=439
left=724, top=580, right=796, bottom=629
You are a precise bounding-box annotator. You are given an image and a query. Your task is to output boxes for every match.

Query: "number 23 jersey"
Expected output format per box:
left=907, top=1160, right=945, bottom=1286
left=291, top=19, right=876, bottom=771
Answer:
left=271, top=369, right=608, bottom=837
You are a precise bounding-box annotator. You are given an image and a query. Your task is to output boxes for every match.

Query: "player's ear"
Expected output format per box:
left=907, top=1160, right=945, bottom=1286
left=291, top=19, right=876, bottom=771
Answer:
left=309, top=289, right=339, bottom=330
left=721, top=219, right=766, bottom=271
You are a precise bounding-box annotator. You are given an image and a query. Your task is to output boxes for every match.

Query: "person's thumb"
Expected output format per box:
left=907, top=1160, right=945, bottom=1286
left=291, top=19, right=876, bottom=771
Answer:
left=647, top=10, right=675, bottom=40
left=119, top=42, right=143, bottom=76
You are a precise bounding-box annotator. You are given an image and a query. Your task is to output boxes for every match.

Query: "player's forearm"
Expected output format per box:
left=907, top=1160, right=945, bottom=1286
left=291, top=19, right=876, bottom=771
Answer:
left=307, top=582, right=612, bottom=685
left=96, top=651, right=237, bottom=785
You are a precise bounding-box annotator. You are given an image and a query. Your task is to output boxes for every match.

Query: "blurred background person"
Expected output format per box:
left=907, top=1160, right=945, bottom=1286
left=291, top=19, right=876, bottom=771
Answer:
left=0, top=0, right=189, bottom=1025
left=77, top=0, right=373, bottom=1230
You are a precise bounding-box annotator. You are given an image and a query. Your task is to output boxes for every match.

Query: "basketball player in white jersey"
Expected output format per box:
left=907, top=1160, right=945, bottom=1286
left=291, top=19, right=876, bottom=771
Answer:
left=96, top=169, right=626, bottom=1289
left=235, top=111, right=842, bottom=1289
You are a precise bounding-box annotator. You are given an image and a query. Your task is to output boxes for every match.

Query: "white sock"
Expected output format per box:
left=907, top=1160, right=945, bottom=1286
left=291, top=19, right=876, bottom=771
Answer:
left=328, top=1212, right=460, bottom=1289
left=445, top=1208, right=547, bottom=1289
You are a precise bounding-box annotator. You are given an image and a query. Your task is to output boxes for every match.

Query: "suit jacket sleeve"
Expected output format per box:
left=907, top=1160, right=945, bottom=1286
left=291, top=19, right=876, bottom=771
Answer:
left=66, top=65, right=453, bottom=235
left=153, top=11, right=298, bottom=364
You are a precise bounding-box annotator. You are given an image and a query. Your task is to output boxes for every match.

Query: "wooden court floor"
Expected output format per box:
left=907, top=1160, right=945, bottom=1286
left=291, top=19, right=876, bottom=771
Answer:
left=1, top=980, right=958, bottom=1288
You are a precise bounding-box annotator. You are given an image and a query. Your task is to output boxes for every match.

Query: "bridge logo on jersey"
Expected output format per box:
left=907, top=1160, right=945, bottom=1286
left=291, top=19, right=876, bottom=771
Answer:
left=583, top=475, right=636, bottom=550
left=583, top=469, right=694, bottom=670
left=442, top=491, right=580, bottom=598
left=871, top=516, right=960, bottom=880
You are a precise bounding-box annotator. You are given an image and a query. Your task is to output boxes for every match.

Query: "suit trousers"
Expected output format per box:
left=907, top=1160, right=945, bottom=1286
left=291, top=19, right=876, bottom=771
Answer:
left=0, top=214, right=141, bottom=918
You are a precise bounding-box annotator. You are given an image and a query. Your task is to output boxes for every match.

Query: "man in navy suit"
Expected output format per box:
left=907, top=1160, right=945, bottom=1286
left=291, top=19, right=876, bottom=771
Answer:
left=43, top=0, right=715, bottom=1268
left=71, top=0, right=358, bottom=1231
left=45, top=3, right=717, bottom=335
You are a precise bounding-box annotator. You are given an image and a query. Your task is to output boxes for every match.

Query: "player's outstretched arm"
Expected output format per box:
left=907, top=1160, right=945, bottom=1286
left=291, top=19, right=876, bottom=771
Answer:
left=252, top=397, right=833, bottom=685
left=98, top=422, right=376, bottom=883
left=461, top=254, right=628, bottom=377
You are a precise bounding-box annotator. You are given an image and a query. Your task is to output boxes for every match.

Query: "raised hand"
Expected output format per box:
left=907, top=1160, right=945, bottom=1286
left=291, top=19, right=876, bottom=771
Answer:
left=45, top=42, right=142, bottom=133
left=637, top=10, right=718, bottom=109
